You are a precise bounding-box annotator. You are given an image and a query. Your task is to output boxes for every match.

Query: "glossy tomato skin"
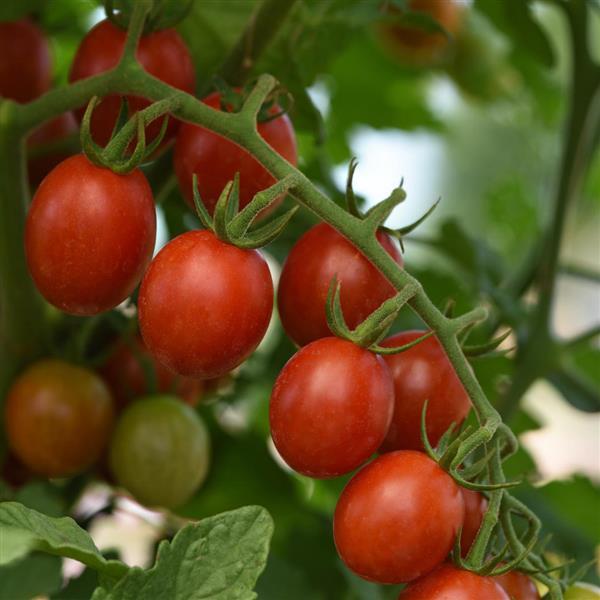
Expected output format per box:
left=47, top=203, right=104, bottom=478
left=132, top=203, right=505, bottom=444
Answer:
left=5, top=360, right=115, bottom=478
left=25, top=154, right=156, bottom=315
left=398, top=564, right=509, bottom=599
left=0, top=19, right=51, bottom=103
left=270, top=337, right=394, bottom=478
left=460, top=488, right=488, bottom=557
left=379, top=331, right=471, bottom=452
left=277, top=224, right=404, bottom=347
left=138, top=230, right=273, bottom=378
left=494, top=570, right=540, bottom=600
left=109, top=395, right=210, bottom=508
left=69, top=19, right=195, bottom=147
left=174, top=91, right=298, bottom=214
left=334, top=451, right=464, bottom=584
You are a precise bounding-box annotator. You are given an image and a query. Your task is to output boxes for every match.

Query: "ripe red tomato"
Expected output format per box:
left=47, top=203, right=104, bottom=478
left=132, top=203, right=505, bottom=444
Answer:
left=69, top=19, right=195, bottom=147
left=379, top=331, right=471, bottom=452
left=398, top=564, right=509, bottom=599
left=138, top=230, right=273, bottom=378
left=5, top=360, right=115, bottom=478
left=270, top=337, right=393, bottom=478
left=334, top=451, right=464, bottom=584
left=25, top=154, right=156, bottom=315
left=0, top=19, right=51, bottom=103
left=100, top=334, right=203, bottom=411
left=277, top=224, right=404, bottom=347
left=109, top=395, right=210, bottom=508
left=460, top=488, right=488, bottom=557
left=173, top=91, right=298, bottom=214
left=494, top=570, right=541, bottom=600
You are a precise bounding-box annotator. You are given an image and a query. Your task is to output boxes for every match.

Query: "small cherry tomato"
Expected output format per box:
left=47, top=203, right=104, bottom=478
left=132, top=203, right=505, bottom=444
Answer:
left=270, top=337, right=394, bottom=478
left=174, top=91, right=298, bottom=214
left=494, top=569, right=541, bottom=600
left=138, top=230, right=273, bottom=378
left=460, top=488, right=488, bottom=557
left=277, top=223, right=404, bottom=347
left=109, top=395, right=210, bottom=508
left=25, top=154, right=156, bottom=315
left=5, top=360, right=115, bottom=478
left=334, top=451, right=464, bottom=584
left=379, top=331, right=471, bottom=452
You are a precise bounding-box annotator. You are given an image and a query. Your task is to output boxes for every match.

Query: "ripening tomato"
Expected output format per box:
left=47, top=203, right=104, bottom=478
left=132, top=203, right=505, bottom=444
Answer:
left=398, top=564, right=509, bottom=599
left=0, top=19, right=51, bottom=103
left=494, top=570, right=541, bottom=600
left=69, top=19, right=195, bottom=147
left=100, top=334, right=203, bottom=411
left=173, top=91, right=298, bottom=214
left=5, top=360, right=115, bottom=478
left=379, top=331, right=471, bottom=452
left=270, top=337, right=393, bottom=478
left=25, top=154, right=156, bottom=315
left=109, top=395, right=210, bottom=508
left=277, top=224, right=404, bottom=347
left=334, top=451, right=464, bottom=584
left=460, top=488, right=488, bottom=557
left=138, top=230, right=273, bottom=378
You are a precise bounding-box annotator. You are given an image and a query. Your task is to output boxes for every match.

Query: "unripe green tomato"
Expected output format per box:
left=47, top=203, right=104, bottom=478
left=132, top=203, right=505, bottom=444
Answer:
left=109, top=395, right=210, bottom=509
left=564, top=583, right=600, bottom=600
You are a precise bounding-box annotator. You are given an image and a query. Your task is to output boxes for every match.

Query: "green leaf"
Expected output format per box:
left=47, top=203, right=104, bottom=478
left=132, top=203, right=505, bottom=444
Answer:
left=0, top=553, right=62, bottom=600
left=51, top=567, right=99, bottom=600
left=91, top=506, right=274, bottom=600
left=0, top=0, right=43, bottom=20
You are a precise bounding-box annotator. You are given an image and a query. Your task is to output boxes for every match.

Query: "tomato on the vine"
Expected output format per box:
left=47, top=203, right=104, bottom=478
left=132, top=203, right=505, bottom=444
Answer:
left=109, top=395, right=210, bottom=509
left=138, top=230, right=273, bottom=378
left=270, top=337, right=393, bottom=478
left=334, top=451, right=464, bottom=584
left=379, top=330, right=471, bottom=452
left=25, top=154, right=156, bottom=315
left=5, top=360, right=115, bottom=478
left=174, top=91, right=298, bottom=214
left=69, top=19, right=195, bottom=147
left=460, top=488, right=488, bottom=556
left=277, top=223, right=404, bottom=346
left=494, top=570, right=541, bottom=600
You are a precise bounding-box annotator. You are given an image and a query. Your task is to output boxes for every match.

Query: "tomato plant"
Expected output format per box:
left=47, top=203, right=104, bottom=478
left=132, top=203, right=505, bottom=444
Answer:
left=494, top=570, right=541, bottom=600
left=459, top=488, right=488, bottom=557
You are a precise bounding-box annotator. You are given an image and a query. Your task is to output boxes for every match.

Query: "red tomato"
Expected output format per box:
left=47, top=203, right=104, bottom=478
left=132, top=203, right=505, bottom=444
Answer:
left=69, top=19, right=195, bottom=147
left=494, top=570, right=541, bottom=600
left=334, top=451, right=464, bottom=584
left=277, top=223, right=404, bottom=347
left=270, top=337, right=394, bottom=478
left=138, top=230, right=273, bottom=378
left=5, top=360, right=115, bottom=478
left=398, top=564, right=509, bottom=599
left=27, top=112, right=78, bottom=186
left=0, top=19, right=51, bottom=103
left=379, top=331, right=471, bottom=452
left=174, top=91, right=298, bottom=214
left=100, top=334, right=203, bottom=411
left=25, top=154, right=156, bottom=315
left=460, top=488, right=488, bottom=557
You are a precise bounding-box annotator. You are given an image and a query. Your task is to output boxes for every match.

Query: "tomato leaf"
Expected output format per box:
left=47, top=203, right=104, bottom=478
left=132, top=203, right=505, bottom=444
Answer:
left=0, top=553, right=62, bottom=600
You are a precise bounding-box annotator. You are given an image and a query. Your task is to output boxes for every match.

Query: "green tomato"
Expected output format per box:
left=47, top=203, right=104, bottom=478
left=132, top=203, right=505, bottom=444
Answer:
left=564, top=583, right=600, bottom=600
left=109, top=395, right=210, bottom=509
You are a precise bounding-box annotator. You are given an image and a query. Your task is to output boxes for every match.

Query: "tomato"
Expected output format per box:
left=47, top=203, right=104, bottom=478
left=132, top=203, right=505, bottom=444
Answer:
left=174, top=91, right=298, bottom=214
left=5, top=360, right=115, bottom=478
left=460, top=488, right=488, bottom=557
left=69, top=19, right=195, bottom=147
left=270, top=337, right=393, bottom=478
left=25, top=154, right=156, bottom=315
left=379, top=331, right=471, bottom=452
left=138, top=230, right=273, bottom=378
left=0, top=19, right=51, bottom=103
left=494, top=570, right=540, bottom=600
left=27, top=112, right=78, bottom=186
left=398, top=564, right=509, bottom=599
left=277, top=224, right=404, bottom=347
left=100, top=334, right=203, bottom=411
left=334, top=451, right=464, bottom=584
left=109, top=395, right=210, bottom=508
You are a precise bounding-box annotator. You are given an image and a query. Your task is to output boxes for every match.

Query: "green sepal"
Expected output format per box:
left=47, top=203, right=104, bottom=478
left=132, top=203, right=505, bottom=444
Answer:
left=191, top=174, right=214, bottom=230
left=462, top=329, right=512, bottom=357
left=345, top=157, right=362, bottom=218
left=369, top=329, right=434, bottom=355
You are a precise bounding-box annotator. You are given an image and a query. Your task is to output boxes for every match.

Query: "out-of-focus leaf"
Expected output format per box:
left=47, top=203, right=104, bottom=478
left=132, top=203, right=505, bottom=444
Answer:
left=548, top=369, right=600, bottom=413
left=52, top=567, right=99, bottom=600
left=0, top=553, right=62, bottom=600
left=255, top=554, right=318, bottom=600
left=0, top=0, right=44, bottom=20
left=14, top=480, right=66, bottom=517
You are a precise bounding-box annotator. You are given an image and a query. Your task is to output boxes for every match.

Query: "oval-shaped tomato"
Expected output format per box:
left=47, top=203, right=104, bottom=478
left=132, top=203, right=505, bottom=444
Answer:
left=25, top=154, right=156, bottom=315
left=334, top=451, right=464, bottom=584
left=0, top=19, right=51, bottom=103
left=138, top=230, right=273, bottom=378
left=494, top=570, right=541, bottom=600
left=379, top=331, right=471, bottom=452
left=398, top=564, right=509, bottom=599
left=69, top=19, right=195, bottom=147
left=100, top=334, right=203, bottom=411
left=460, top=488, right=488, bottom=557
left=109, top=395, right=210, bottom=508
left=270, top=337, right=393, bottom=478
left=5, top=360, right=115, bottom=478
left=277, top=223, right=404, bottom=347
left=174, top=91, right=298, bottom=214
